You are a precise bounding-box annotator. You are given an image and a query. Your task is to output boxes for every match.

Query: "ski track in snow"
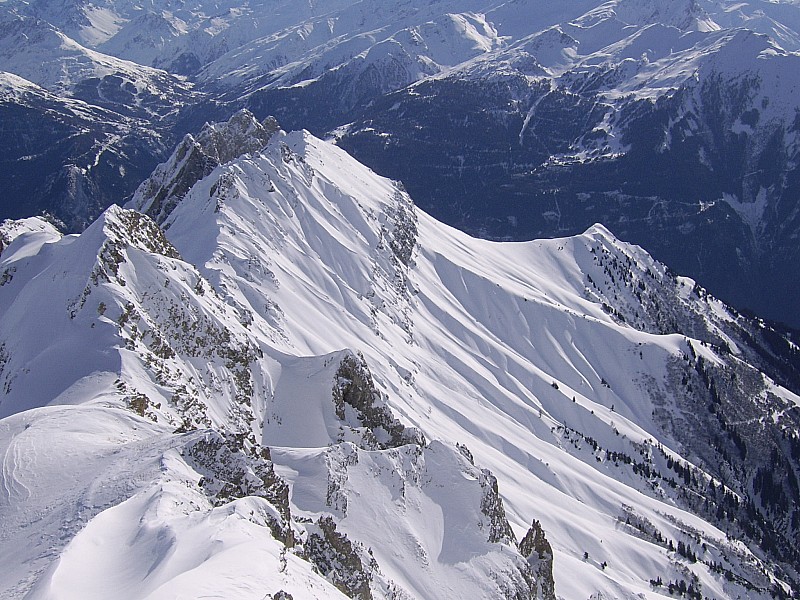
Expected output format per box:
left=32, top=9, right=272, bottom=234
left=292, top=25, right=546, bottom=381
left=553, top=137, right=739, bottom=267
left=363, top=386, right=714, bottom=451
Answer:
left=1, top=431, right=32, bottom=503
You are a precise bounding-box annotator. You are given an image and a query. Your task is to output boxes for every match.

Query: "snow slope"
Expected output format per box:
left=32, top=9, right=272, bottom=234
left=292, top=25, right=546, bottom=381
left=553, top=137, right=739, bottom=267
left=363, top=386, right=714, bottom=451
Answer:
left=150, top=124, right=800, bottom=597
left=4, top=0, right=800, bottom=330
left=3, top=114, right=798, bottom=598
left=0, top=406, right=350, bottom=600
left=0, top=10, right=189, bottom=101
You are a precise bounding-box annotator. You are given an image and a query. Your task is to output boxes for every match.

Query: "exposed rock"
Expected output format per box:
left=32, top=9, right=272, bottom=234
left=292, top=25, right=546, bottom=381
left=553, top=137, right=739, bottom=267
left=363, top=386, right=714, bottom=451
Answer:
left=479, top=469, right=516, bottom=545
left=333, top=351, right=424, bottom=450
left=304, top=515, right=373, bottom=600
left=182, top=430, right=293, bottom=546
left=384, top=185, right=417, bottom=268
left=132, top=109, right=280, bottom=224
left=519, top=519, right=556, bottom=600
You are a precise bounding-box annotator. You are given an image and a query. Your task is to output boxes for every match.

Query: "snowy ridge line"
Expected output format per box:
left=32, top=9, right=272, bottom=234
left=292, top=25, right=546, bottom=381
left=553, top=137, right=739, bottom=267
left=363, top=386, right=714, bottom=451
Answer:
left=3, top=112, right=800, bottom=598
left=3, top=0, right=800, bottom=329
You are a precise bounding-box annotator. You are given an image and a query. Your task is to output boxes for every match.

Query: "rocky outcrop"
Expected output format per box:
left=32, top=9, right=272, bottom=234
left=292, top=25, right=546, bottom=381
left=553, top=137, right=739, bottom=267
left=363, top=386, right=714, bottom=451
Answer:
left=333, top=351, right=424, bottom=450
left=383, top=185, right=417, bottom=268
left=182, top=430, right=294, bottom=546
left=519, top=520, right=556, bottom=600
left=304, top=515, right=374, bottom=600
left=132, top=109, right=279, bottom=224
left=479, top=469, right=516, bottom=545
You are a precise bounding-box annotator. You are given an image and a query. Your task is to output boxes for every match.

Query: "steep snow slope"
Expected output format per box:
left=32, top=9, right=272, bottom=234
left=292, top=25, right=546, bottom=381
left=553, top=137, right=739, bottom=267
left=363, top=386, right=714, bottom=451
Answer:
left=335, top=0, right=800, bottom=328
left=145, top=117, right=800, bottom=595
left=0, top=126, right=544, bottom=599
left=5, top=0, right=800, bottom=328
left=4, top=116, right=800, bottom=599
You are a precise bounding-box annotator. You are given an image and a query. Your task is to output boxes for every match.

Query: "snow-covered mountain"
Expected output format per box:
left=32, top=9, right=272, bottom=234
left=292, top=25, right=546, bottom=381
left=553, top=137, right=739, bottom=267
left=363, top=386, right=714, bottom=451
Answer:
left=331, top=1, right=800, bottom=328
left=0, top=10, right=190, bottom=103
left=2, top=0, right=800, bottom=327
left=0, top=70, right=182, bottom=231
left=2, top=111, right=800, bottom=599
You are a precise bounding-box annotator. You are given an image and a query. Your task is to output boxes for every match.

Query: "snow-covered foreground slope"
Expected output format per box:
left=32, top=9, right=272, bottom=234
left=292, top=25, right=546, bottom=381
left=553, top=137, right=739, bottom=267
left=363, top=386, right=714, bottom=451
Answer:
left=2, top=114, right=800, bottom=598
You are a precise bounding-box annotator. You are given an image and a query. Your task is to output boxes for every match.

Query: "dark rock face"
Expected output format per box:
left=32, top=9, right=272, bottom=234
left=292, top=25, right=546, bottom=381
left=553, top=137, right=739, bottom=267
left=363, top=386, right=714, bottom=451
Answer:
left=479, top=469, right=516, bottom=546
left=0, top=95, right=166, bottom=232
left=132, top=109, right=280, bottom=225
left=304, top=515, right=374, bottom=600
left=332, top=351, right=425, bottom=450
left=519, top=520, right=556, bottom=600
left=182, top=430, right=294, bottom=546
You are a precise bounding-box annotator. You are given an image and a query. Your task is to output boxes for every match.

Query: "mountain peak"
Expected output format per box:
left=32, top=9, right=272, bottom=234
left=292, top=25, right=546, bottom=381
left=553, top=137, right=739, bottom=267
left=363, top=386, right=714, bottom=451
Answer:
left=129, top=109, right=280, bottom=224
left=5, top=117, right=800, bottom=597
left=583, top=221, right=617, bottom=240
left=0, top=216, right=61, bottom=256
left=5, top=2, right=800, bottom=597
left=195, top=108, right=280, bottom=165
left=91, top=204, right=180, bottom=258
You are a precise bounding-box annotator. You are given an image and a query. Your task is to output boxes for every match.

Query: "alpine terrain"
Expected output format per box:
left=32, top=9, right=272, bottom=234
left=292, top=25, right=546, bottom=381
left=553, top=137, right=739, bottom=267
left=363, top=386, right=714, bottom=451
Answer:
left=1, top=111, right=800, bottom=599
left=2, top=0, right=800, bottom=326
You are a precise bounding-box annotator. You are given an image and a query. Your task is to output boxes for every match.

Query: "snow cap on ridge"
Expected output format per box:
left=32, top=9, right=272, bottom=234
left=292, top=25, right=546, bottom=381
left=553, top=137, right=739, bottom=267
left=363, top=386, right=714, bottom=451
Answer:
left=583, top=222, right=616, bottom=239
left=129, top=109, right=280, bottom=224
left=0, top=216, right=61, bottom=258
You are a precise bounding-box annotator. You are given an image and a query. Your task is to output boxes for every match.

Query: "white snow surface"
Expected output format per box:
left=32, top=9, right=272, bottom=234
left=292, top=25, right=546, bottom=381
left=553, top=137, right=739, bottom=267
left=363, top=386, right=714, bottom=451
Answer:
left=5, top=0, right=800, bottom=108
left=0, top=0, right=799, bottom=593
left=1, top=125, right=797, bottom=598
left=0, top=11, right=186, bottom=96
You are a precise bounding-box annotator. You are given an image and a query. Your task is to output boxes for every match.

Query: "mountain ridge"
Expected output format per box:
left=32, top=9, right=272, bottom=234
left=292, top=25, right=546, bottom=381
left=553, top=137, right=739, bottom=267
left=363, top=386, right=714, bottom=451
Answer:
left=3, top=113, right=800, bottom=598
left=3, top=0, right=800, bottom=325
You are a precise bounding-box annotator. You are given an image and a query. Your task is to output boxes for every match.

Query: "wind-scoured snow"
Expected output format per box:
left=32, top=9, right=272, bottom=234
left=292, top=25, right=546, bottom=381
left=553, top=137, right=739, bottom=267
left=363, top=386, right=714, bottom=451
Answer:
left=3, top=0, right=800, bottom=591
left=3, top=118, right=796, bottom=598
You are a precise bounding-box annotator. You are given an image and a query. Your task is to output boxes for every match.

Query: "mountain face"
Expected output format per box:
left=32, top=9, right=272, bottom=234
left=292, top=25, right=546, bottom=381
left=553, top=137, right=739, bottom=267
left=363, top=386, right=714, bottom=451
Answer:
left=332, top=7, right=800, bottom=329
left=0, top=2, right=205, bottom=233
left=2, top=0, right=800, bottom=326
left=2, top=112, right=800, bottom=599
left=336, top=22, right=800, bottom=330
left=0, top=71, right=178, bottom=232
